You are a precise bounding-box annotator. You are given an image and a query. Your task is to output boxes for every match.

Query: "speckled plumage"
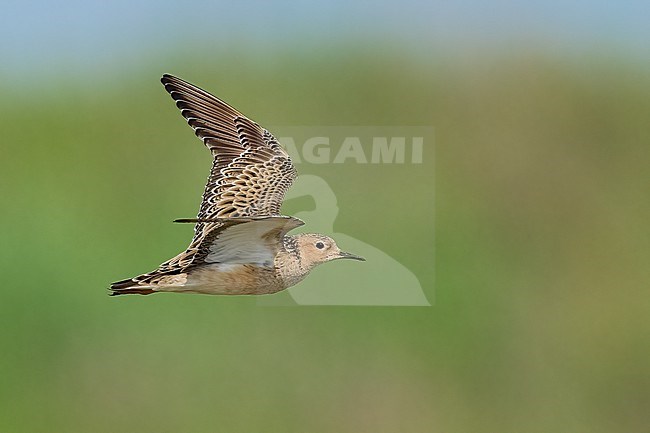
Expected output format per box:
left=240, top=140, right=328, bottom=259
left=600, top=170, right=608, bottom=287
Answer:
left=110, top=75, right=363, bottom=296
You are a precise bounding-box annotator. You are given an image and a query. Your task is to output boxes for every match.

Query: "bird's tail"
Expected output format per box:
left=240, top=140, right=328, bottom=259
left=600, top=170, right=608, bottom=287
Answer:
left=109, top=278, right=156, bottom=296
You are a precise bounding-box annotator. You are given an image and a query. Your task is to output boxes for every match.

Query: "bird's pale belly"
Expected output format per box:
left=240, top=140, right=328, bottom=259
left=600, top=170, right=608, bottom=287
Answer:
left=179, top=263, right=285, bottom=295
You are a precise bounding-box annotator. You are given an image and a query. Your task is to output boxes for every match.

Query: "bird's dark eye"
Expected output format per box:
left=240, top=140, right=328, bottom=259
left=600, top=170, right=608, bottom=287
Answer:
left=315, top=241, right=325, bottom=249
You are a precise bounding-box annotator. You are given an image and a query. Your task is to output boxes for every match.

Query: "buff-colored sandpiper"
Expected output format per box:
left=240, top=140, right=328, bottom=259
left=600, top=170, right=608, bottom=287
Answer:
left=110, top=74, right=364, bottom=296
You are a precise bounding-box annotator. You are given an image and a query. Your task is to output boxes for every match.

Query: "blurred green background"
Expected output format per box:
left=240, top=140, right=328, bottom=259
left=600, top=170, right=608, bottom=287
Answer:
left=1, top=1, right=649, bottom=432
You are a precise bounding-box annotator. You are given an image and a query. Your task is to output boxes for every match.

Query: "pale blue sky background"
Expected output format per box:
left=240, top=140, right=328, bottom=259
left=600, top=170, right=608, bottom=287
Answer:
left=2, top=0, right=649, bottom=82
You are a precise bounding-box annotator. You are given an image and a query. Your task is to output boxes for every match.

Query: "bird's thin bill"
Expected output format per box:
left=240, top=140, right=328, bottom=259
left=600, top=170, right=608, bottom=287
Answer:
left=337, top=251, right=366, bottom=261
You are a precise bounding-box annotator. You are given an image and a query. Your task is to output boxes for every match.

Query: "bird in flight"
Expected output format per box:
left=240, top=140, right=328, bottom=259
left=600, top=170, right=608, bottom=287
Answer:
left=110, top=74, right=364, bottom=296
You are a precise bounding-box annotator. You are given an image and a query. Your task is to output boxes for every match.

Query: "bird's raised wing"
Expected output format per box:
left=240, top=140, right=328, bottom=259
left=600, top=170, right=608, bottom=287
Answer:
left=131, top=75, right=298, bottom=279
left=160, top=74, right=297, bottom=222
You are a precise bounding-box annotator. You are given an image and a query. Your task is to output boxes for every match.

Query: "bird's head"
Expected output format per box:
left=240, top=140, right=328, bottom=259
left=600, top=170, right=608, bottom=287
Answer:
left=295, top=234, right=365, bottom=267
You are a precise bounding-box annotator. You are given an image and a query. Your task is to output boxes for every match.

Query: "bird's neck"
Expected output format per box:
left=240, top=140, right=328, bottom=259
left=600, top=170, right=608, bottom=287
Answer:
left=276, top=236, right=312, bottom=288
